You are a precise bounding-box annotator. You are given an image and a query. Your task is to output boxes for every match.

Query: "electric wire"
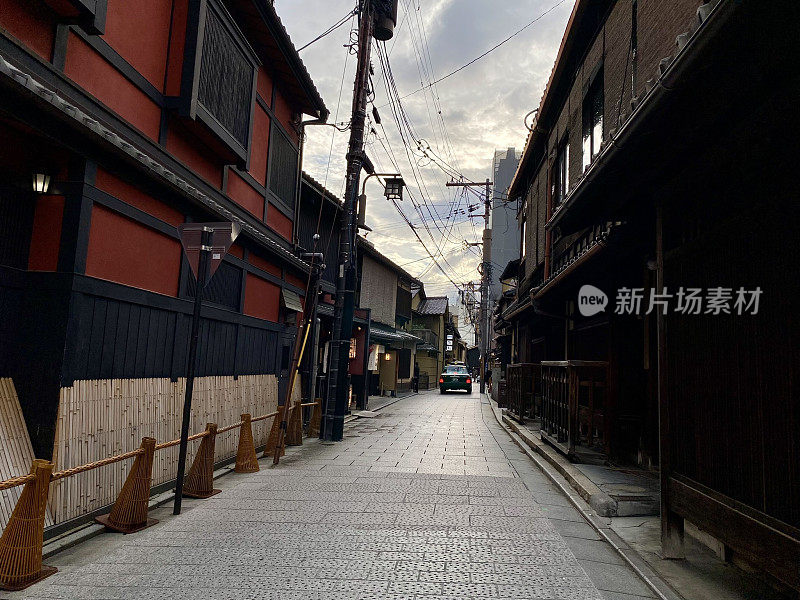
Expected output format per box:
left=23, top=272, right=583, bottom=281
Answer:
left=297, top=6, right=359, bottom=52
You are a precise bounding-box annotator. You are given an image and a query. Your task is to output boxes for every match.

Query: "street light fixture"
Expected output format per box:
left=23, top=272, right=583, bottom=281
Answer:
left=358, top=173, right=405, bottom=232
left=32, top=170, right=51, bottom=194
left=383, top=177, right=405, bottom=201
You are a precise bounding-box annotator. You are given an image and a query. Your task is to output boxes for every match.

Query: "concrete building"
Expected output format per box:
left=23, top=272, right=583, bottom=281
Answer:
left=488, top=147, right=520, bottom=304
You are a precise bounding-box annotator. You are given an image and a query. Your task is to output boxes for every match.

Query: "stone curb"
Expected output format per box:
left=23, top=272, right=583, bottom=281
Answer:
left=501, top=415, right=618, bottom=517
left=485, top=396, right=684, bottom=600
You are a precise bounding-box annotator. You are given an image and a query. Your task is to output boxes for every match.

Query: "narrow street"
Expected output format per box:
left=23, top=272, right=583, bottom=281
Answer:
left=10, top=390, right=655, bottom=600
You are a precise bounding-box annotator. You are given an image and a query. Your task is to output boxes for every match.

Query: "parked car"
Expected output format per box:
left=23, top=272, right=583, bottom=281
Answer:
left=439, top=365, right=472, bottom=394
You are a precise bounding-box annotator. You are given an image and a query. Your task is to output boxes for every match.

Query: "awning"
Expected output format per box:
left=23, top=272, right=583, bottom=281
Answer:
left=369, top=323, right=421, bottom=345
left=281, top=288, right=303, bottom=312
left=500, top=259, right=520, bottom=281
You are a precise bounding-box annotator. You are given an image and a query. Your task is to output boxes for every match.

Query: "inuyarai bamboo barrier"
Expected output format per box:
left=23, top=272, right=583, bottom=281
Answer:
left=49, top=374, right=280, bottom=524
left=0, top=379, right=53, bottom=531
left=0, top=374, right=315, bottom=591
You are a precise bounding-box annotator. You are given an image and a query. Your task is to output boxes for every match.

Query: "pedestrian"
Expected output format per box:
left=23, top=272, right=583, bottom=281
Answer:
left=485, top=367, right=492, bottom=395
left=413, top=362, right=420, bottom=393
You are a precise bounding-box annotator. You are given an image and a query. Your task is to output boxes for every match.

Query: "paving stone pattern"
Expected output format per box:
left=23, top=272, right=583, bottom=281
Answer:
left=10, top=390, right=655, bottom=600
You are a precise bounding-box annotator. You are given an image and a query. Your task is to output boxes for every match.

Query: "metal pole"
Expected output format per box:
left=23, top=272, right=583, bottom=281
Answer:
left=480, top=179, right=491, bottom=394
left=444, top=180, right=492, bottom=391
left=324, top=0, right=374, bottom=442
left=174, top=227, right=211, bottom=515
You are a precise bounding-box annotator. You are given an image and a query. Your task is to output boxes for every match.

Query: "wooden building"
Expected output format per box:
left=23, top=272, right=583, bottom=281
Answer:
left=0, top=0, right=327, bottom=522
left=357, top=238, right=420, bottom=398
left=502, top=0, right=799, bottom=590
left=411, top=294, right=452, bottom=389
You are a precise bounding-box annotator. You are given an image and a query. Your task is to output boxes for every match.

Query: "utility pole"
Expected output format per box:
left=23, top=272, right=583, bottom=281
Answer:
left=446, top=179, right=492, bottom=394
left=325, top=0, right=397, bottom=441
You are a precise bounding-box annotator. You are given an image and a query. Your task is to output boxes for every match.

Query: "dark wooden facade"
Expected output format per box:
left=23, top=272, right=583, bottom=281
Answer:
left=0, top=0, right=327, bottom=457
left=502, top=0, right=799, bottom=590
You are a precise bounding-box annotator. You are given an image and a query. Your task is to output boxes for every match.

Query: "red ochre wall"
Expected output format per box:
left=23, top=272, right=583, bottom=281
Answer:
left=285, top=271, right=305, bottom=290
left=165, top=117, right=224, bottom=188
left=268, top=205, right=292, bottom=241
left=28, top=195, right=64, bottom=271
left=85, top=205, right=181, bottom=296
left=244, top=274, right=280, bottom=322
left=64, top=33, right=161, bottom=141
left=102, top=0, right=173, bottom=90
left=95, top=168, right=183, bottom=226
left=87, top=169, right=184, bottom=296
left=250, top=104, right=271, bottom=187
left=227, top=170, right=264, bottom=219
left=273, top=87, right=298, bottom=145
left=0, top=0, right=57, bottom=60
left=249, top=252, right=281, bottom=278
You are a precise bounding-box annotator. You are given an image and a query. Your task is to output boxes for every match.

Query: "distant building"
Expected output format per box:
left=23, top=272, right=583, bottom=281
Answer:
left=488, top=148, right=520, bottom=304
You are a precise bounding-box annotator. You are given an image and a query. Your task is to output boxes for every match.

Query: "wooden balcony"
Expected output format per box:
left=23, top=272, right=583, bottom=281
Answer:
left=411, top=328, right=439, bottom=350
left=540, top=361, right=609, bottom=459
left=506, top=363, right=540, bottom=423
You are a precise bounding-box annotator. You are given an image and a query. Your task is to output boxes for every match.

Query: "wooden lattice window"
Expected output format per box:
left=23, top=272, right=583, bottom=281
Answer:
left=180, top=0, right=259, bottom=164
left=268, top=126, right=299, bottom=210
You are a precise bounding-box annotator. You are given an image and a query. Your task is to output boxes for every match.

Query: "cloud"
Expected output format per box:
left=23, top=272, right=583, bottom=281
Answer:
left=275, top=0, right=573, bottom=337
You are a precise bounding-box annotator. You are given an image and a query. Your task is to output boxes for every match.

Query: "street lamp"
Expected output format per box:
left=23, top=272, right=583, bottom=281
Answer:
left=32, top=170, right=51, bottom=194
left=358, top=173, right=405, bottom=231
left=383, top=177, right=405, bottom=201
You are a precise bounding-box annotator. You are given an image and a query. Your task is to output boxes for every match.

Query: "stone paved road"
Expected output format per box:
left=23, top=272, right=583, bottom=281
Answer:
left=10, top=389, right=656, bottom=600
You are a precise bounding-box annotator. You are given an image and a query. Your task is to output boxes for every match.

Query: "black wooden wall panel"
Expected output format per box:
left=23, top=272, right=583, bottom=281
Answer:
left=298, top=183, right=340, bottom=286
left=0, top=187, right=34, bottom=269
left=0, top=268, right=72, bottom=459
left=64, top=277, right=283, bottom=384
left=665, top=201, right=799, bottom=531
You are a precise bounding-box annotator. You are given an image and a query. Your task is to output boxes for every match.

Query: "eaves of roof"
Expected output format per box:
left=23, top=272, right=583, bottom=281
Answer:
left=226, top=0, right=328, bottom=119
left=357, top=237, right=421, bottom=285
left=302, top=172, right=342, bottom=210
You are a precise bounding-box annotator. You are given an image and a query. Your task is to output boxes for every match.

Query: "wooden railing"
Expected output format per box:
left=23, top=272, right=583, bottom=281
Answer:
left=540, top=361, right=608, bottom=457
left=506, top=363, right=540, bottom=423
left=411, top=328, right=439, bottom=348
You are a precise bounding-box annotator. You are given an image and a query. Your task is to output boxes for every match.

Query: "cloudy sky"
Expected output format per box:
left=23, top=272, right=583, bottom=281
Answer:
left=277, top=0, right=573, bottom=335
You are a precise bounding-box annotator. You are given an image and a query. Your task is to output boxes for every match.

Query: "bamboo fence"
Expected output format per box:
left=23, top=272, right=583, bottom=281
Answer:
left=48, top=374, right=289, bottom=524
left=0, top=379, right=53, bottom=530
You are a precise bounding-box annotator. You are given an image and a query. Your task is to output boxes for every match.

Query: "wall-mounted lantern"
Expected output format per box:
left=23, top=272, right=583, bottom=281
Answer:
left=32, top=170, right=51, bottom=194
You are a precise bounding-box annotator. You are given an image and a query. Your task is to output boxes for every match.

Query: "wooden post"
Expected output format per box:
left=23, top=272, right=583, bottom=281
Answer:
left=567, top=363, right=578, bottom=457
left=308, top=399, right=322, bottom=437
left=183, top=423, right=221, bottom=498
left=285, top=403, right=303, bottom=446
left=234, top=414, right=259, bottom=473
left=264, top=411, right=285, bottom=458
left=0, top=460, right=56, bottom=591
left=656, top=203, right=685, bottom=558
left=96, top=437, right=158, bottom=534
